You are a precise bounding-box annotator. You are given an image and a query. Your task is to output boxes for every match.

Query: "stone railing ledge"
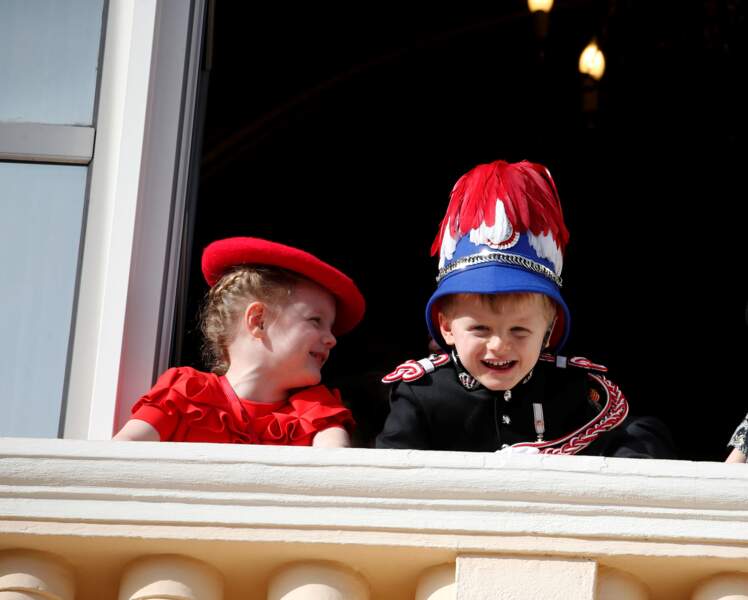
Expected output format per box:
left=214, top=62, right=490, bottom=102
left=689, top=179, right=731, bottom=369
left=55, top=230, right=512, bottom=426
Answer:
left=2, top=438, right=748, bottom=546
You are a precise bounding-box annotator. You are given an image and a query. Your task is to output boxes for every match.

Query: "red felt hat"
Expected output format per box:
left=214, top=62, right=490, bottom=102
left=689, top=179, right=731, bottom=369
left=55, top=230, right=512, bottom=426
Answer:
left=201, top=237, right=365, bottom=335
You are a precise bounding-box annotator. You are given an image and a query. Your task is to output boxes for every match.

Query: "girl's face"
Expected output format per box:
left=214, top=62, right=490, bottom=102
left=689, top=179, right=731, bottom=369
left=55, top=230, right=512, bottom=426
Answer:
left=438, top=293, right=552, bottom=391
left=262, top=280, right=337, bottom=390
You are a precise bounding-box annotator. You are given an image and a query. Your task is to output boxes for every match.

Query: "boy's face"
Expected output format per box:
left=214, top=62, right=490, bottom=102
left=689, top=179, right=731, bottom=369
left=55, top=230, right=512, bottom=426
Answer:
left=438, top=294, right=553, bottom=391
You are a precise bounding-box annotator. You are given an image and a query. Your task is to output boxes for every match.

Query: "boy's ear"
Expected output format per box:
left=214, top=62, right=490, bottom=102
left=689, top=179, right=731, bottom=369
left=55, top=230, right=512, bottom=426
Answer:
left=543, top=315, right=558, bottom=348
left=244, top=301, right=267, bottom=338
left=437, top=312, right=455, bottom=346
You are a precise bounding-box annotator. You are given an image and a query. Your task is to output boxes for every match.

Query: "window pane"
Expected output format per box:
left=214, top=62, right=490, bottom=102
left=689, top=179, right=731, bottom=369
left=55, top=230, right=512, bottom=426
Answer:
left=0, top=0, right=105, bottom=125
left=0, top=162, right=87, bottom=437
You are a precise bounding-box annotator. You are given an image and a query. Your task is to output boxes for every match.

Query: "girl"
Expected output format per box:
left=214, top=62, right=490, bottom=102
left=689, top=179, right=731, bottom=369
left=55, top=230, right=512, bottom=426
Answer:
left=114, top=237, right=365, bottom=447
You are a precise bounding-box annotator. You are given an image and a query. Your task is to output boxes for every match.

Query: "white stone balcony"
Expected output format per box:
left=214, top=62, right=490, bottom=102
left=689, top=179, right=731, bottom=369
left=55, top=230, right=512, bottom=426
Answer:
left=1, top=439, right=747, bottom=599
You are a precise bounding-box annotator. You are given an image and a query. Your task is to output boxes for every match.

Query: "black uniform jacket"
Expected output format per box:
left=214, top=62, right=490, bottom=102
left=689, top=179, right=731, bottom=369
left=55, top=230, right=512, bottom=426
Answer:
left=376, top=354, right=675, bottom=458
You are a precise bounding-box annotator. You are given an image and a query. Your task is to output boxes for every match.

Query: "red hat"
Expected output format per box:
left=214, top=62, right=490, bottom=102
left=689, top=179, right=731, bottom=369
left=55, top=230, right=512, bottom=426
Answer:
left=201, top=237, right=365, bottom=335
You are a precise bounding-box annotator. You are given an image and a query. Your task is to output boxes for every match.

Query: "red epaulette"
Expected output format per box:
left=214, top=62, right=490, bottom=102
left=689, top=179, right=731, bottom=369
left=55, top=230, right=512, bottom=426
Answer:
left=539, top=353, right=608, bottom=372
left=382, top=353, right=450, bottom=383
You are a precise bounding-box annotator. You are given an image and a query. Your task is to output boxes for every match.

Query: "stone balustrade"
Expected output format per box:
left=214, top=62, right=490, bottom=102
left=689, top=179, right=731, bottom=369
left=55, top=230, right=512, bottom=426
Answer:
left=2, top=549, right=747, bottom=599
left=0, top=550, right=75, bottom=600
left=1, top=439, right=747, bottom=599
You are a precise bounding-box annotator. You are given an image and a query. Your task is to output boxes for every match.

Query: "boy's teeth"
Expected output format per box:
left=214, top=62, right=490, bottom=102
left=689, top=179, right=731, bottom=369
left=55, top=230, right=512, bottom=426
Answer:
left=485, top=359, right=511, bottom=366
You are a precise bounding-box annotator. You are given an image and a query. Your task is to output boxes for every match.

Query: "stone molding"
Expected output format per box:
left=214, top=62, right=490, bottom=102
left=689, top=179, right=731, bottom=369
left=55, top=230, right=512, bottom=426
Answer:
left=1, top=439, right=747, bottom=548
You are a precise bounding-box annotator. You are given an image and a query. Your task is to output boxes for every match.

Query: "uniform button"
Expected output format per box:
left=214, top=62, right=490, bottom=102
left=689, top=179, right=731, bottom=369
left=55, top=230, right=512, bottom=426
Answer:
left=501, top=415, right=511, bottom=425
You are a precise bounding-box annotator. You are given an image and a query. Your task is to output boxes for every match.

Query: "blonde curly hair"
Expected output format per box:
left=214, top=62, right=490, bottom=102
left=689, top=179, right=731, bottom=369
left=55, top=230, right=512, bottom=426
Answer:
left=200, top=265, right=301, bottom=375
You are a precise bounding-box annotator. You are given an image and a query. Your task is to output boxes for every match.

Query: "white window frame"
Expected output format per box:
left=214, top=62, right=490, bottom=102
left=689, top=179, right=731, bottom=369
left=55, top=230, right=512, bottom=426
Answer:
left=0, top=123, right=95, bottom=164
left=64, top=0, right=207, bottom=439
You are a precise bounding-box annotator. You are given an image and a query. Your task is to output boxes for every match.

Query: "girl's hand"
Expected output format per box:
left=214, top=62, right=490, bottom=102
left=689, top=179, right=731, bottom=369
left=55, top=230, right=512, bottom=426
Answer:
left=113, top=419, right=161, bottom=441
left=726, top=447, right=747, bottom=463
left=312, top=426, right=350, bottom=448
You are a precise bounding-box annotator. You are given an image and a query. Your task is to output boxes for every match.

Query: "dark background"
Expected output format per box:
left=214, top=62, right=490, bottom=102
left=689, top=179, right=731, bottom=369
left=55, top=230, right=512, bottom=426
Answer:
left=175, top=0, right=747, bottom=459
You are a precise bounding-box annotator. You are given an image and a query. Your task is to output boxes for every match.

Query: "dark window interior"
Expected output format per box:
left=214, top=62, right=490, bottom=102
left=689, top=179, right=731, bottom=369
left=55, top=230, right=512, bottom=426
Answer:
left=175, top=1, right=747, bottom=459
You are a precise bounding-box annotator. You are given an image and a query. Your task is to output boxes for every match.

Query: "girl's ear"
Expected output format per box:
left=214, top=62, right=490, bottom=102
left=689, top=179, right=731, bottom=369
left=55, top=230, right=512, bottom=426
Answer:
left=244, top=301, right=266, bottom=338
left=437, top=312, right=455, bottom=346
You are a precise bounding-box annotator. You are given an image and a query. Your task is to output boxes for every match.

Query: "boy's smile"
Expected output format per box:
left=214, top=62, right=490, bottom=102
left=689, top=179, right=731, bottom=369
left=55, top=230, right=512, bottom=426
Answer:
left=438, top=293, right=553, bottom=391
left=482, top=358, right=516, bottom=371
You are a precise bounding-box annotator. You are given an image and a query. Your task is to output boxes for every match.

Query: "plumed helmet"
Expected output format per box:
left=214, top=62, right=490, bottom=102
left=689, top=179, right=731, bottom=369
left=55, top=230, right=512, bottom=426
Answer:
left=426, top=160, right=571, bottom=352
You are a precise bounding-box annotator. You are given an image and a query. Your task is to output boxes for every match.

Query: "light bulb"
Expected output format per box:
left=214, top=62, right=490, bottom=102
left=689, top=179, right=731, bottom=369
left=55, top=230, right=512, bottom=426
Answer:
left=579, top=40, right=606, bottom=80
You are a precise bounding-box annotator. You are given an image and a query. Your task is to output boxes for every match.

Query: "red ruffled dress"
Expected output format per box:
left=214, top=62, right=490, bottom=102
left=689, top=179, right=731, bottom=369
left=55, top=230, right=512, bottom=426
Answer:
left=130, top=367, right=354, bottom=445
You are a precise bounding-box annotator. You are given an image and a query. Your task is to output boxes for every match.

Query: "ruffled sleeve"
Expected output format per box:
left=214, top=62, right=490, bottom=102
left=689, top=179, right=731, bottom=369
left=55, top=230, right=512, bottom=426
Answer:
left=247, top=385, right=355, bottom=446
left=130, top=367, right=254, bottom=443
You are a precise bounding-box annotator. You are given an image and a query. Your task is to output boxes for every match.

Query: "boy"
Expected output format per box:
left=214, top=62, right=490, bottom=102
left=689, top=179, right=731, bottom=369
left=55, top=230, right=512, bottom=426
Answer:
left=376, top=160, right=675, bottom=457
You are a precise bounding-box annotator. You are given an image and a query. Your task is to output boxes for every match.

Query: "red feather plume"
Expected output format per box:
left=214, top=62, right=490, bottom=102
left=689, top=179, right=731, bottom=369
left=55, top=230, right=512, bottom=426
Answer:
left=431, top=160, right=570, bottom=257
